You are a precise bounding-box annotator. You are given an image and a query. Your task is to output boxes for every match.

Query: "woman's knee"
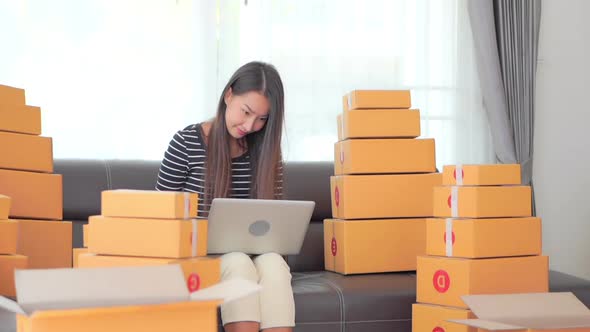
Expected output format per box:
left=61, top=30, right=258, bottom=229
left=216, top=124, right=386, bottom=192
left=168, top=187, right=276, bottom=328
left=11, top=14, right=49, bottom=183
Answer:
left=253, top=253, right=291, bottom=282
left=221, top=252, right=258, bottom=281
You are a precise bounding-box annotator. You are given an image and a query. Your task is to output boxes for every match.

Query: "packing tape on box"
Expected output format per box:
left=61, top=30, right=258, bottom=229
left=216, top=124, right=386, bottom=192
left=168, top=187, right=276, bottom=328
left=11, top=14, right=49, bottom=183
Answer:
left=456, top=164, right=463, bottom=185
left=451, top=186, right=459, bottom=217
left=340, top=113, right=345, bottom=140
left=347, top=93, right=353, bottom=110
left=184, top=192, right=190, bottom=219
left=192, top=218, right=198, bottom=257
left=445, top=218, right=453, bottom=256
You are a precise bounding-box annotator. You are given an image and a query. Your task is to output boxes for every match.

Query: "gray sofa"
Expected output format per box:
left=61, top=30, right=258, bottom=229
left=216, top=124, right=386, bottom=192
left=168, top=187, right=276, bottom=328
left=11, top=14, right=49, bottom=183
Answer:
left=52, top=159, right=590, bottom=332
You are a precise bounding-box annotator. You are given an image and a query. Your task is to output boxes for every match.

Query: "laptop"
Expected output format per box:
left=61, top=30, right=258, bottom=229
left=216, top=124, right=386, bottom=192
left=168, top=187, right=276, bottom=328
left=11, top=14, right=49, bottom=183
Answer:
left=207, top=198, right=315, bottom=255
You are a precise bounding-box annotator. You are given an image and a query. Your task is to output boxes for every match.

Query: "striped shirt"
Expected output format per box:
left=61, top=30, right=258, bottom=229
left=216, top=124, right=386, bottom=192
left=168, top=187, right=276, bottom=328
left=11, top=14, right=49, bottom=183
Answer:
left=155, top=123, right=282, bottom=217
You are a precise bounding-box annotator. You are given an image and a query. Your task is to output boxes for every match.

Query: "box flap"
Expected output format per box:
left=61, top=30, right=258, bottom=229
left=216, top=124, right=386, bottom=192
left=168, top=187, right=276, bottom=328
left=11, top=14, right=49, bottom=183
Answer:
left=0, top=296, right=25, bottom=315
left=448, top=319, right=525, bottom=331
left=190, top=279, right=261, bottom=304
left=462, top=292, right=590, bottom=320
left=15, top=265, right=188, bottom=315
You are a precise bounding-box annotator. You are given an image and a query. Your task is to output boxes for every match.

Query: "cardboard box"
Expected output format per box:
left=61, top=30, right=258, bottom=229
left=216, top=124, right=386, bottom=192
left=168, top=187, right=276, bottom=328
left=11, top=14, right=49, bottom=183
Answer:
left=15, top=219, right=72, bottom=269
left=337, top=114, right=343, bottom=140
left=0, top=105, right=41, bottom=135
left=0, top=84, right=26, bottom=106
left=334, top=138, right=435, bottom=175
left=101, top=190, right=199, bottom=219
left=0, top=194, right=10, bottom=219
left=0, top=254, right=28, bottom=297
left=324, top=218, right=426, bottom=274
left=448, top=292, right=590, bottom=332
left=0, top=265, right=260, bottom=332
left=433, top=185, right=532, bottom=218
left=345, top=90, right=411, bottom=110
left=88, top=216, right=208, bottom=258
left=0, top=169, right=63, bottom=220
left=0, top=131, right=53, bottom=173
left=442, top=164, right=521, bottom=186
left=0, top=220, right=18, bottom=254
left=337, top=109, right=421, bottom=140
left=417, top=255, right=549, bottom=308
left=412, top=303, right=476, bottom=332
left=331, top=173, right=442, bottom=219
left=83, top=223, right=88, bottom=247
left=78, top=253, right=220, bottom=292
left=426, top=217, right=542, bottom=258
left=72, top=248, right=88, bottom=268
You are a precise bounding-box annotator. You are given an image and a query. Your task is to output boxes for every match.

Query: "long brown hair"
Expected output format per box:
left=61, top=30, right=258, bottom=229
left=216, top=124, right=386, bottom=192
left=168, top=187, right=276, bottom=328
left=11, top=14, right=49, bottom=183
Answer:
left=204, top=61, right=284, bottom=207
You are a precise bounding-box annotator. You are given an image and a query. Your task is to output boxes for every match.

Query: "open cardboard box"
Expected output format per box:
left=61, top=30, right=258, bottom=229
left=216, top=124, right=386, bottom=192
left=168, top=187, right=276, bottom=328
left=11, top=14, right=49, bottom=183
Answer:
left=448, top=292, right=590, bottom=332
left=0, top=265, right=260, bottom=332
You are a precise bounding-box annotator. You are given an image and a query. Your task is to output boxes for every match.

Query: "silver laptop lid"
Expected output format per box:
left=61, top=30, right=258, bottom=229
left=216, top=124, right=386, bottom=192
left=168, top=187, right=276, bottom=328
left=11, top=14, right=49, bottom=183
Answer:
left=207, top=198, right=315, bottom=255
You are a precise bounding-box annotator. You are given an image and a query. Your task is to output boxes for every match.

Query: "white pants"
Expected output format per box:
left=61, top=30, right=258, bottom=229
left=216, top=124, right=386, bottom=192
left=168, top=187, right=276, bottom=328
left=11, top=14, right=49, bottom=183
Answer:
left=220, top=252, right=295, bottom=329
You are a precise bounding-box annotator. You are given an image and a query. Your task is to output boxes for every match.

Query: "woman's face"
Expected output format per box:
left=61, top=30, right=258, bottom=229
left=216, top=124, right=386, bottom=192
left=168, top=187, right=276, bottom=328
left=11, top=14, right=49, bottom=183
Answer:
left=224, top=89, right=270, bottom=139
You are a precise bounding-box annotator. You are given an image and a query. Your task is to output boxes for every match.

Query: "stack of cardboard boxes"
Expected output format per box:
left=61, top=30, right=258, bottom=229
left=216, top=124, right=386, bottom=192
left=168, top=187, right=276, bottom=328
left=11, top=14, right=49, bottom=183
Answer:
left=0, top=195, right=27, bottom=298
left=413, top=164, right=548, bottom=332
left=0, top=84, right=72, bottom=297
left=325, top=90, right=442, bottom=274
left=78, top=189, right=221, bottom=292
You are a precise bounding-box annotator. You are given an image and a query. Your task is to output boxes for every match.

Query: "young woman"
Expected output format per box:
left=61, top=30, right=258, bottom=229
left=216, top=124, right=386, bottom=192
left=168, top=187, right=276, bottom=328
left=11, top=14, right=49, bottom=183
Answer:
left=156, top=61, right=294, bottom=332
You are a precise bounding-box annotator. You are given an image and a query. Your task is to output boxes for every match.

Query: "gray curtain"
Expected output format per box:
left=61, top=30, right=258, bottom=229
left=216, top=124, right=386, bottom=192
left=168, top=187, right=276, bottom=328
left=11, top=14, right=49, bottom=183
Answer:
left=468, top=0, right=542, bottom=188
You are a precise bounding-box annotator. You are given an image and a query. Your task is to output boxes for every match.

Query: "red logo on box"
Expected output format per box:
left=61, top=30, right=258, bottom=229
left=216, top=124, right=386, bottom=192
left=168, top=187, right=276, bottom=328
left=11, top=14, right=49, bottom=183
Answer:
left=433, top=327, right=445, bottom=332
left=331, top=237, right=337, bottom=256
left=433, top=270, right=450, bottom=293
left=443, top=231, right=455, bottom=244
left=453, top=169, right=464, bottom=180
left=187, top=273, right=201, bottom=293
left=335, top=187, right=340, bottom=207
left=447, top=195, right=452, bottom=208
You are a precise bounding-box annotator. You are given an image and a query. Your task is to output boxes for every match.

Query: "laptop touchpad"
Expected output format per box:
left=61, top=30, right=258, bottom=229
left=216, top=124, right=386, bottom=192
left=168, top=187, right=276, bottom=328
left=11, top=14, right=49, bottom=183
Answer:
left=249, top=220, right=270, bottom=236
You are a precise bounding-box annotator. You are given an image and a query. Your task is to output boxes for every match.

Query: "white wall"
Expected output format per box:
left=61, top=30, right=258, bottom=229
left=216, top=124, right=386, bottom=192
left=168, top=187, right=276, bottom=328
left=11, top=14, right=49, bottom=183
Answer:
left=534, top=0, right=590, bottom=279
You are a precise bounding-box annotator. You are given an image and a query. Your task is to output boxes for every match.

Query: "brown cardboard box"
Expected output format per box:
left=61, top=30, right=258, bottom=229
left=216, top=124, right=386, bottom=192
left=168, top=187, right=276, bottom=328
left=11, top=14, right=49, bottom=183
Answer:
left=88, top=216, right=208, bottom=258
left=101, top=190, right=199, bottom=219
left=0, top=194, right=10, bottom=219
left=345, top=90, right=411, bottom=110
left=0, top=254, right=28, bottom=297
left=0, top=84, right=26, bottom=106
left=0, top=131, right=53, bottom=173
left=2, top=265, right=246, bottom=332
left=447, top=292, right=590, bottom=332
left=324, top=218, right=426, bottom=274
left=337, top=109, right=421, bottom=140
left=0, top=169, right=63, bottom=220
left=331, top=173, right=442, bottom=219
left=0, top=220, right=18, bottom=254
left=416, top=255, right=548, bottom=308
left=83, top=223, right=88, bottom=247
left=337, top=113, right=343, bottom=140
left=16, top=301, right=219, bottom=332
left=426, top=217, right=542, bottom=258
left=433, top=186, right=532, bottom=218
left=442, top=164, right=521, bottom=186
left=78, top=253, right=220, bottom=292
left=72, top=248, right=88, bottom=268
left=0, top=105, right=41, bottom=135
left=15, top=219, right=72, bottom=268
left=334, top=138, right=435, bottom=175
left=412, top=303, right=476, bottom=332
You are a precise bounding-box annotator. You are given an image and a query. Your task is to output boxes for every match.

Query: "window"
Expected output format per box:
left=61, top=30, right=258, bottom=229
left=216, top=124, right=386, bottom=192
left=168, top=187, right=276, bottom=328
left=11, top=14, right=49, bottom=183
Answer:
left=0, top=0, right=493, bottom=168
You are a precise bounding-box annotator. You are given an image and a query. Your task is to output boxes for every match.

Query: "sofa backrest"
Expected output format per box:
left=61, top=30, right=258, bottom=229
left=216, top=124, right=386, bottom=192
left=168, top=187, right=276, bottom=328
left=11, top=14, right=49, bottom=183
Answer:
left=54, top=159, right=334, bottom=271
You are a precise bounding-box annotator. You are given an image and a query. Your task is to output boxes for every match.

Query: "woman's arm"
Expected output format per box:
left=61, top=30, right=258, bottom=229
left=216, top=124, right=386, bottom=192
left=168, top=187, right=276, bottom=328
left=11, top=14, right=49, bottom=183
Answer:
left=274, top=158, right=284, bottom=199
left=155, top=131, right=190, bottom=191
